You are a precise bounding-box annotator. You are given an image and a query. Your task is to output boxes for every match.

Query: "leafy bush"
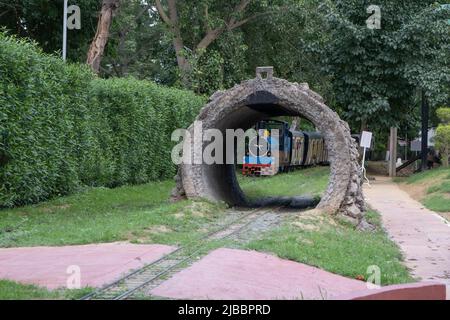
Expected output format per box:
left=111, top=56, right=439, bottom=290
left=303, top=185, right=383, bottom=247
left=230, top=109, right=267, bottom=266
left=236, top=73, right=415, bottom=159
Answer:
left=435, top=107, right=450, bottom=167
left=436, top=108, right=450, bottom=124
left=0, top=33, right=204, bottom=207
left=88, top=78, right=204, bottom=187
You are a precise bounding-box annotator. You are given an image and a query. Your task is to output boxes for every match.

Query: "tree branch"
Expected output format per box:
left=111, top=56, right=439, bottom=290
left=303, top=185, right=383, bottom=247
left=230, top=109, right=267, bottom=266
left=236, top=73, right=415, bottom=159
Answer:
left=227, top=11, right=269, bottom=30
left=229, top=5, right=289, bottom=30
left=196, top=28, right=225, bottom=51
left=228, top=0, right=252, bottom=27
left=154, top=0, right=191, bottom=77
left=155, top=0, right=172, bottom=26
left=204, top=5, right=211, bottom=33
left=195, top=0, right=252, bottom=51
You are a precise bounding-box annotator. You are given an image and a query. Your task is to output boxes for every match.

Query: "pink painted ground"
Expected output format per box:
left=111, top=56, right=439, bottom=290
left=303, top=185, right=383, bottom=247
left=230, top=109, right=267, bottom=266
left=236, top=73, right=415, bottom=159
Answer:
left=0, top=242, right=175, bottom=289
left=150, top=248, right=368, bottom=300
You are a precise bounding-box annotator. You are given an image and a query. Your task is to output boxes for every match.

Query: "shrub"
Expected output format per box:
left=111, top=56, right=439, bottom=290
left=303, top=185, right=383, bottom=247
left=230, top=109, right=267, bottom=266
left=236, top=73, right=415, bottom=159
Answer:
left=435, top=107, right=450, bottom=167
left=88, top=78, right=204, bottom=187
left=0, top=33, right=204, bottom=207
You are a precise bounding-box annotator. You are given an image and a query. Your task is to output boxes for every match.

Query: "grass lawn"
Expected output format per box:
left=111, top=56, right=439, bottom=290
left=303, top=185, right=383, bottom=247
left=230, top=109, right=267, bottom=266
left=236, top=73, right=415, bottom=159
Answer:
left=0, top=166, right=329, bottom=248
left=0, top=180, right=226, bottom=248
left=238, top=166, right=329, bottom=200
left=0, top=166, right=412, bottom=298
left=396, top=167, right=450, bottom=215
left=243, top=210, right=413, bottom=285
left=0, top=280, right=91, bottom=300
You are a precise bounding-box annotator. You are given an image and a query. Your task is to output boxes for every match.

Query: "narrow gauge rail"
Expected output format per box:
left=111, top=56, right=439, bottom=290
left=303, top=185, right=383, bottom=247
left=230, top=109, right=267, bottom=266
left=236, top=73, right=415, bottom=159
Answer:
left=80, top=206, right=279, bottom=300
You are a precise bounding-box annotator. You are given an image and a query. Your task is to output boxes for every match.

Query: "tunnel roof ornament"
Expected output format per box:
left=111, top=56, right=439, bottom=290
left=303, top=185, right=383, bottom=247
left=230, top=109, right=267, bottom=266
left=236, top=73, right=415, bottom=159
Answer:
left=256, top=66, right=274, bottom=80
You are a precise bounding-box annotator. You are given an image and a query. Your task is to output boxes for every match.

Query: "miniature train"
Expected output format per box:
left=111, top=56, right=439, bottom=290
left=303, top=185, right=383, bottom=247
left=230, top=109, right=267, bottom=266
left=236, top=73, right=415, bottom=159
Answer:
left=242, top=120, right=328, bottom=176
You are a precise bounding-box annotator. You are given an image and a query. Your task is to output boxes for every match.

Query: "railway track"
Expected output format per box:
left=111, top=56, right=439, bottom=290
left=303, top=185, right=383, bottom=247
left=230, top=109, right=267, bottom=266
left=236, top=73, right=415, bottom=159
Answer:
left=80, top=206, right=281, bottom=300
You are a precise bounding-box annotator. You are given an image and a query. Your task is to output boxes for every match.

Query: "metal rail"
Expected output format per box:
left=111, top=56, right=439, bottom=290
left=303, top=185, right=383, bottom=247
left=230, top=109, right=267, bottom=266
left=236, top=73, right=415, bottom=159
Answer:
left=80, top=206, right=278, bottom=300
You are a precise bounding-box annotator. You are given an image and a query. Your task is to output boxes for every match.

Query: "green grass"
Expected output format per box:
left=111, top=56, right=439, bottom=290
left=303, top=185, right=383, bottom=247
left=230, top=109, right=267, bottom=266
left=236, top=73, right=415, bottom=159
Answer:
left=238, top=166, right=329, bottom=200
left=423, top=194, right=450, bottom=212
left=244, top=210, right=413, bottom=285
left=403, top=167, right=450, bottom=184
left=424, top=176, right=450, bottom=212
left=0, top=280, right=92, bottom=300
left=0, top=167, right=329, bottom=248
left=0, top=166, right=412, bottom=298
left=0, top=180, right=226, bottom=248
left=397, top=167, right=450, bottom=212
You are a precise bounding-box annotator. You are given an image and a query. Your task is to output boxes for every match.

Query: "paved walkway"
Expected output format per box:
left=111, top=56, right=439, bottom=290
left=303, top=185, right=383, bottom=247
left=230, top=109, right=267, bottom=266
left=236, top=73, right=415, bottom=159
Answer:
left=364, top=177, right=450, bottom=296
left=150, top=248, right=368, bottom=300
left=0, top=243, right=175, bottom=289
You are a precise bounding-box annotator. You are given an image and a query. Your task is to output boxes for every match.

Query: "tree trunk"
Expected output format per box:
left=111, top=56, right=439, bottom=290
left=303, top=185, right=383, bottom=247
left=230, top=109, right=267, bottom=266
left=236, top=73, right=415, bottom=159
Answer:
left=155, top=0, right=259, bottom=87
left=86, top=0, right=120, bottom=74
left=172, top=31, right=190, bottom=75
left=117, top=29, right=128, bottom=76
left=290, top=117, right=301, bottom=131
left=443, top=149, right=449, bottom=167
left=360, top=119, right=367, bottom=133
left=167, top=0, right=191, bottom=81
left=155, top=0, right=190, bottom=83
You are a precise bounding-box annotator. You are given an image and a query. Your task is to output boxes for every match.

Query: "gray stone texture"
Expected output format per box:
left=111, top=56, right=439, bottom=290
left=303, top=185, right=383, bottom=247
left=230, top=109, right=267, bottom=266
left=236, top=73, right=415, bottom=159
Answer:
left=173, top=75, right=366, bottom=226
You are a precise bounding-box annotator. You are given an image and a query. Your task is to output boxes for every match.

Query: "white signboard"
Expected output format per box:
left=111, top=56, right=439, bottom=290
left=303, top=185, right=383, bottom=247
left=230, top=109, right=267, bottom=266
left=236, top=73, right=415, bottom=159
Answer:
left=360, top=131, right=373, bottom=149
left=411, top=140, right=421, bottom=152
left=398, top=140, right=407, bottom=147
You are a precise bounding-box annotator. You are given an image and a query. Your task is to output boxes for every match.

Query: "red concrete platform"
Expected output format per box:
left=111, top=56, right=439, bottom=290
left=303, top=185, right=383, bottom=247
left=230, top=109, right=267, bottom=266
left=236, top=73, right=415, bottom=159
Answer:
left=150, top=248, right=368, bottom=300
left=0, top=243, right=175, bottom=289
left=333, top=282, right=446, bottom=300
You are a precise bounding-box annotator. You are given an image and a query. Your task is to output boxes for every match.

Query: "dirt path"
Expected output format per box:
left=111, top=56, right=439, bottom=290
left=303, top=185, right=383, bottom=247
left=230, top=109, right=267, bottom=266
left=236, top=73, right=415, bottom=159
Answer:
left=364, top=177, right=450, bottom=297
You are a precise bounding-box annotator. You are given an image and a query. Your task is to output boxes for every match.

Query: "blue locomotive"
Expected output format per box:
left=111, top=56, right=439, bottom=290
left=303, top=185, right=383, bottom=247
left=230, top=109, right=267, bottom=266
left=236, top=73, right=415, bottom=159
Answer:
left=242, top=120, right=328, bottom=176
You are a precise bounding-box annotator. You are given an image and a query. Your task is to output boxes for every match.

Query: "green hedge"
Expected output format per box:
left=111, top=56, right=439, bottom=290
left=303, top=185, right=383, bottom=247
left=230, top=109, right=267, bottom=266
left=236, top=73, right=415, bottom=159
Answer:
left=0, top=33, right=204, bottom=207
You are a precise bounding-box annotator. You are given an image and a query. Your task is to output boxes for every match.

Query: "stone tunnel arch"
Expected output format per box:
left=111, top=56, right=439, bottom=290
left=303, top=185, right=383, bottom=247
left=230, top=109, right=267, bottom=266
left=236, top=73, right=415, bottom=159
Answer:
left=174, top=70, right=365, bottom=226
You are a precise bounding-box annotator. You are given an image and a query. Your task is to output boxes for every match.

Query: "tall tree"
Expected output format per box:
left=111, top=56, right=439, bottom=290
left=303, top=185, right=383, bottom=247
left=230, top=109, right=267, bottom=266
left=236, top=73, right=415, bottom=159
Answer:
left=153, top=0, right=281, bottom=86
left=317, top=0, right=449, bottom=133
left=242, top=0, right=333, bottom=99
left=86, top=0, right=120, bottom=73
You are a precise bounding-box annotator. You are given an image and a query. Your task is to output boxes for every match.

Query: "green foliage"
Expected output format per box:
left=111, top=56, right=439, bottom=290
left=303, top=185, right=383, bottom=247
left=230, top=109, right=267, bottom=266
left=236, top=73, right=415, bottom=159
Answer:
left=0, top=33, right=204, bottom=207
left=436, top=107, right=450, bottom=124
left=186, top=49, right=225, bottom=94
left=243, top=0, right=335, bottom=100
left=435, top=108, right=450, bottom=167
left=435, top=124, right=450, bottom=167
left=0, top=0, right=100, bottom=63
left=88, top=77, right=204, bottom=187
left=101, top=0, right=170, bottom=79
left=0, top=33, right=94, bottom=206
left=0, top=279, right=92, bottom=300
left=317, top=0, right=450, bottom=131
left=435, top=125, right=450, bottom=150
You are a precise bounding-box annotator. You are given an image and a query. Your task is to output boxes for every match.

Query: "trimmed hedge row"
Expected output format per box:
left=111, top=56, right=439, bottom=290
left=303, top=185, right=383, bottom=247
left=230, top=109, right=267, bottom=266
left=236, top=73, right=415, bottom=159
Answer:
left=0, top=33, right=205, bottom=207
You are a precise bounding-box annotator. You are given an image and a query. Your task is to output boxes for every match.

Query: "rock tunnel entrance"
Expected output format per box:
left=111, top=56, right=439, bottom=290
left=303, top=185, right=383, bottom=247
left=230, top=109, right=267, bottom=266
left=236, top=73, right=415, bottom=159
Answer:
left=173, top=68, right=365, bottom=226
